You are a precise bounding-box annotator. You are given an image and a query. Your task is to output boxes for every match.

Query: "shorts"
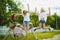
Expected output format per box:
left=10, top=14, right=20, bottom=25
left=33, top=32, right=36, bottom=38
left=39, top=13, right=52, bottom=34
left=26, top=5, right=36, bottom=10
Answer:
left=39, top=20, right=45, bottom=24
left=23, top=21, right=29, bottom=25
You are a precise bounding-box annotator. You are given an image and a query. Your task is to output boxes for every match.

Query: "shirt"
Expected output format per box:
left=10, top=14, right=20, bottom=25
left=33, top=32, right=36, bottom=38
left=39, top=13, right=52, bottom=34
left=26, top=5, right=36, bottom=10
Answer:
left=23, top=13, right=30, bottom=21
left=38, top=12, right=47, bottom=22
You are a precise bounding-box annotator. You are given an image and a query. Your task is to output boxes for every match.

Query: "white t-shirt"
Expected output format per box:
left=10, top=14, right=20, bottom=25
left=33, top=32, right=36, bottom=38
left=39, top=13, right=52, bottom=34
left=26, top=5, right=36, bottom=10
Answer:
left=23, top=13, right=30, bottom=21
left=38, top=12, right=47, bottom=22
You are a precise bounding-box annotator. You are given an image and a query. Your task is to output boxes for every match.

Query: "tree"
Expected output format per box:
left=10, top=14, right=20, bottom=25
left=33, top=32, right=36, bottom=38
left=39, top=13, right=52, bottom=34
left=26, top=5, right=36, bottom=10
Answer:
left=30, top=12, right=39, bottom=27
left=56, top=15, right=60, bottom=29
left=46, top=13, right=60, bottom=29
left=0, top=0, right=22, bottom=26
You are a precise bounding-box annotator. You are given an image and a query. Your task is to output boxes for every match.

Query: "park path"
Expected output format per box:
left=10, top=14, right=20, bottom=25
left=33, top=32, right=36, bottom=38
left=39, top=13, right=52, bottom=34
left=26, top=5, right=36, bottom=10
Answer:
left=43, top=34, right=60, bottom=40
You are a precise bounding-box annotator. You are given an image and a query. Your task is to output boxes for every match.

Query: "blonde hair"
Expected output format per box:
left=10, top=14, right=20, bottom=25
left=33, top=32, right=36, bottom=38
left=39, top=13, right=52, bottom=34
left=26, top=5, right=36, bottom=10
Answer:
left=40, top=8, right=45, bottom=13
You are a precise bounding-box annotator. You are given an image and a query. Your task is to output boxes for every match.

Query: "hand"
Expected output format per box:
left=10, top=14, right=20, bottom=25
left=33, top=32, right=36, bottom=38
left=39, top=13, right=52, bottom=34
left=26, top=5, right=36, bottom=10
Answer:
left=27, top=3, right=30, bottom=12
left=27, top=3, right=29, bottom=6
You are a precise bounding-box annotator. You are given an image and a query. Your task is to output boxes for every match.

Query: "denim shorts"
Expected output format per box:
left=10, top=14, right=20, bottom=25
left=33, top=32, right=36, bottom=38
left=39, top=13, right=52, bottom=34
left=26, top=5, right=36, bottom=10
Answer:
left=39, top=20, right=45, bottom=24
left=23, top=21, right=29, bottom=24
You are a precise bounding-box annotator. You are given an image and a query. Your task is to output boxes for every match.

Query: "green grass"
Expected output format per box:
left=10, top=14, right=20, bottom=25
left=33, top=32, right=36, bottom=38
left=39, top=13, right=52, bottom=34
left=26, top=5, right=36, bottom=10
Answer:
left=36, top=30, right=60, bottom=39
left=0, top=30, right=60, bottom=40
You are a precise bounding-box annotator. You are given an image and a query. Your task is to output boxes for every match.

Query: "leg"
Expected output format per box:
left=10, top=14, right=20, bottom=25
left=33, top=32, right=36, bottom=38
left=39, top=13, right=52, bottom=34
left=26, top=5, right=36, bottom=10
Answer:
left=26, top=21, right=30, bottom=31
left=43, top=23, right=45, bottom=29
left=24, top=24, right=27, bottom=31
left=42, top=20, right=46, bottom=29
left=39, top=20, right=43, bottom=29
left=39, top=23, right=42, bottom=29
left=23, top=21, right=30, bottom=31
left=23, top=21, right=27, bottom=31
left=26, top=24, right=29, bottom=30
left=26, top=24, right=30, bottom=30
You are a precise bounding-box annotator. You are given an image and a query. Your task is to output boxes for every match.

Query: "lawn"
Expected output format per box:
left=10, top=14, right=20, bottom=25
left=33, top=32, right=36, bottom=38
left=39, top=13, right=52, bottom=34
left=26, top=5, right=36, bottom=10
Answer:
left=0, top=30, right=60, bottom=40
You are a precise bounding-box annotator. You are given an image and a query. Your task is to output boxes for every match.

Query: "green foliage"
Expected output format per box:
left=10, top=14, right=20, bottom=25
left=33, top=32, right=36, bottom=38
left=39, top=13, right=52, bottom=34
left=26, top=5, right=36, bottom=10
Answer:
left=16, top=15, right=23, bottom=24
left=30, top=12, right=39, bottom=27
left=0, top=0, right=7, bottom=25
left=30, top=12, right=60, bottom=29
left=46, top=13, right=60, bottom=29
left=0, top=0, right=22, bottom=26
left=0, top=0, right=60, bottom=30
left=46, top=13, right=56, bottom=29
left=5, top=30, right=60, bottom=40
left=56, top=16, right=60, bottom=29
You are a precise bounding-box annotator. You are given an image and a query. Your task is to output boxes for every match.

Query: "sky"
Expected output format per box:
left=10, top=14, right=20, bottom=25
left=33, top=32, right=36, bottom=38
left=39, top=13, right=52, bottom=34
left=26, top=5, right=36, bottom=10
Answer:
left=14, top=0, right=60, bottom=16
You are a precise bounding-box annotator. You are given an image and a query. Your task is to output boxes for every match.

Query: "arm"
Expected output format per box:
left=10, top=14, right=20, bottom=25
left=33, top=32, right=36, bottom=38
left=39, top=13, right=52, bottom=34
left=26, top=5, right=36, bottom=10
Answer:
left=16, top=13, right=23, bottom=16
left=16, top=13, right=22, bottom=15
left=46, top=14, right=50, bottom=16
left=27, top=3, right=30, bottom=13
left=47, top=7, right=51, bottom=16
left=46, top=12, right=50, bottom=16
left=34, top=7, right=38, bottom=16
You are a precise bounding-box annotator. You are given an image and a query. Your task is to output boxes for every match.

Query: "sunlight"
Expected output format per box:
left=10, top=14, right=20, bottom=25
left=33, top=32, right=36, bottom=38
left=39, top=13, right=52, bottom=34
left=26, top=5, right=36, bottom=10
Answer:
left=14, top=0, right=60, bottom=15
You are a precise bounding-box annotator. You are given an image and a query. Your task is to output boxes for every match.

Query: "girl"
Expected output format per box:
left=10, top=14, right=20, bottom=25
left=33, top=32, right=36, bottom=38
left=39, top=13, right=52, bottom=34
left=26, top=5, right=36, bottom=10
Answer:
left=35, top=8, right=49, bottom=29
left=23, top=10, right=30, bottom=31
left=16, top=4, right=30, bottom=31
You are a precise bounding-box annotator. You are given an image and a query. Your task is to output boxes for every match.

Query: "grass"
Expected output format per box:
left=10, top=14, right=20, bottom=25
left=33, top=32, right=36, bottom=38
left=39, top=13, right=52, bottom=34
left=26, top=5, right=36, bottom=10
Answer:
left=36, top=30, right=60, bottom=39
left=0, top=30, right=60, bottom=40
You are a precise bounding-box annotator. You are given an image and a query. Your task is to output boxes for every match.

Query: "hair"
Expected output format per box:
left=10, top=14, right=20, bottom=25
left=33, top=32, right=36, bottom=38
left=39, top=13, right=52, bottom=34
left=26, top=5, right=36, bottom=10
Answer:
left=23, top=10, right=26, bottom=15
left=11, top=14, right=16, bottom=20
left=40, top=8, right=45, bottom=13
left=26, top=11, right=29, bottom=13
left=23, top=10, right=28, bottom=15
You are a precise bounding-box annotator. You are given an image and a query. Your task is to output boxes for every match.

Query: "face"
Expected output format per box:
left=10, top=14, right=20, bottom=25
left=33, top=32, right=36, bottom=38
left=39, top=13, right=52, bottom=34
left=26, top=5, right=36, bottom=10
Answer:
left=14, top=14, right=16, bottom=19
left=11, top=14, right=16, bottom=20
